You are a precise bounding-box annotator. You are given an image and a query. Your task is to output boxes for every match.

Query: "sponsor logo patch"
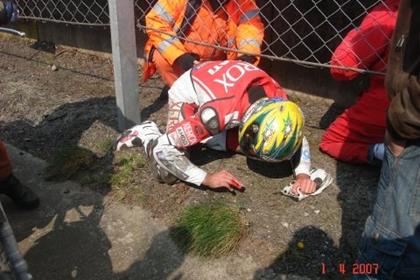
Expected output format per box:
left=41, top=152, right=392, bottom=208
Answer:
left=176, top=127, right=190, bottom=147
left=183, top=123, right=198, bottom=144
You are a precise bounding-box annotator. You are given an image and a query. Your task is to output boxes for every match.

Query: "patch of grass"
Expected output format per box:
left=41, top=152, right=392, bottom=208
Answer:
left=171, top=202, right=247, bottom=257
left=110, top=151, right=146, bottom=204
left=110, top=151, right=145, bottom=187
left=96, top=138, right=114, bottom=155
left=46, top=146, right=95, bottom=180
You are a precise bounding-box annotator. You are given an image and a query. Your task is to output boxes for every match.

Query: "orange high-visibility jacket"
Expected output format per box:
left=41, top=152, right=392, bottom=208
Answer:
left=143, top=0, right=264, bottom=81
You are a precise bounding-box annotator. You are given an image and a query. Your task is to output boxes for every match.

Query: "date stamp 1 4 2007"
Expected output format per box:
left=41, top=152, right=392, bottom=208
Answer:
left=321, top=262, right=380, bottom=275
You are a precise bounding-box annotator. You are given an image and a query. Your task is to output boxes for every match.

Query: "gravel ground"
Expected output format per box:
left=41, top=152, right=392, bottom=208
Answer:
left=0, top=36, right=381, bottom=279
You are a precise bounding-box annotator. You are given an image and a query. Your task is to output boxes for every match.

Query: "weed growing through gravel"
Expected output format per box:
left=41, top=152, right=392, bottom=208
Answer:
left=46, top=146, right=95, bottom=180
left=110, top=151, right=146, bottom=203
left=96, top=138, right=114, bottom=155
left=171, top=202, right=246, bottom=257
left=111, top=151, right=145, bottom=186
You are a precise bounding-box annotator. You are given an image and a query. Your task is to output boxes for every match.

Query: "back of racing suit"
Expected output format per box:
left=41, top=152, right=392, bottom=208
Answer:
left=148, top=60, right=311, bottom=186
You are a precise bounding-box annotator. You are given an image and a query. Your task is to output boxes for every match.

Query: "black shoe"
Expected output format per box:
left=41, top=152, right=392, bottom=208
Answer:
left=0, top=175, right=40, bottom=210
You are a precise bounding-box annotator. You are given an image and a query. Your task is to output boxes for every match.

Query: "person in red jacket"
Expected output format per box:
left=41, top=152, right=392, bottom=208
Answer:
left=319, top=0, right=400, bottom=164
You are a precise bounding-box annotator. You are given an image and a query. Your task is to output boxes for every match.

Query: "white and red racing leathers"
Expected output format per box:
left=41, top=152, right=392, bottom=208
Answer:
left=154, top=60, right=311, bottom=186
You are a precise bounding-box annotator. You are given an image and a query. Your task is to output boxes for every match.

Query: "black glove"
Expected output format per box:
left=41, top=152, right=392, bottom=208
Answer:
left=0, top=0, right=18, bottom=25
left=173, top=53, right=200, bottom=76
left=237, top=55, right=257, bottom=64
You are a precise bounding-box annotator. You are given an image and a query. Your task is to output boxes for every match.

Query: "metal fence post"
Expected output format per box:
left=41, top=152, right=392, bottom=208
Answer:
left=108, top=0, right=140, bottom=131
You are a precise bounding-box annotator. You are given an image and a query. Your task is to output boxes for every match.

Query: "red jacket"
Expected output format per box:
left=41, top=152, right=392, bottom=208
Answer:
left=329, top=0, right=399, bottom=125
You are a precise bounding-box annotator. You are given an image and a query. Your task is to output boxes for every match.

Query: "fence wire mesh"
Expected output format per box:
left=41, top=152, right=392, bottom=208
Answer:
left=16, top=0, right=397, bottom=74
left=16, top=0, right=109, bottom=26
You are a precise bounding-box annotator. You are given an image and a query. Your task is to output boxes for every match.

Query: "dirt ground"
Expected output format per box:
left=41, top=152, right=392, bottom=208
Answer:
left=0, top=36, right=382, bottom=279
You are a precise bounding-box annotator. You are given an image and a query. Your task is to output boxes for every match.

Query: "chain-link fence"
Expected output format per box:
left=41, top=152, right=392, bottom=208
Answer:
left=16, top=0, right=109, bottom=26
left=16, top=0, right=398, bottom=74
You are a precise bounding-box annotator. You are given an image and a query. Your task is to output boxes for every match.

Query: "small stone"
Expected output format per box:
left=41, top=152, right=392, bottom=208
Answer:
left=246, top=208, right=251, bottom=212
left=281, top=222, right=289, bottom=228
left=51, top=64, right=58, bottom=71
left=304, top=212, right=309, bottom=217
left=314, top=210, right=320, bottom=214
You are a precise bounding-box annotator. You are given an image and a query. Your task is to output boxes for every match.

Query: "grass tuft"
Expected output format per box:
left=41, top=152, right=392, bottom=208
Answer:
left=110, top=151, right=145, bottom=187
left=46, top=146, right=95, bottom=180
left=171, top=202, right=246, bottom=257
left=109, top=151, right=146, bottom=203
left=96, top=138, right=114, bottom=155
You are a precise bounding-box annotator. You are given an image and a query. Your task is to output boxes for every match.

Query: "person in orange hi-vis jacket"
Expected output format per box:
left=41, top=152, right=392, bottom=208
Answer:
left=143, top=0, right=264, bottom=87
left=319, top=0, right=400, bottom=165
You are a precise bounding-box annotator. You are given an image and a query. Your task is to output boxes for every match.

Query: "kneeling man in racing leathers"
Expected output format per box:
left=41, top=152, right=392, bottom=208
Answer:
left=116, top=60, right=327, bottom=197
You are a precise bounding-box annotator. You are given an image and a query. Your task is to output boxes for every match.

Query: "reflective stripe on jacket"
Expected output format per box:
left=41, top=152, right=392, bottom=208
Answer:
left=143, top=0, right=264, bottom=81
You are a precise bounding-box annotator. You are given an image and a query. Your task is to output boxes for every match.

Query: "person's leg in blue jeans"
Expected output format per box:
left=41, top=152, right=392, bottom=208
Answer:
left=354, top=142, right=420, bottom=279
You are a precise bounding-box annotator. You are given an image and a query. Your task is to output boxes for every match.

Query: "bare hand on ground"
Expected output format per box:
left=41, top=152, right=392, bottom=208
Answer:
left=291, top=174, right=316, bottom=195
left=203, top=170, right=244, bottom=192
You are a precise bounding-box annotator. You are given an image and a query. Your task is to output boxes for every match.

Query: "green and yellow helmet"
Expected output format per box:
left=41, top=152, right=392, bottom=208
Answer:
left=239, top=97, right=304, bottom=161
